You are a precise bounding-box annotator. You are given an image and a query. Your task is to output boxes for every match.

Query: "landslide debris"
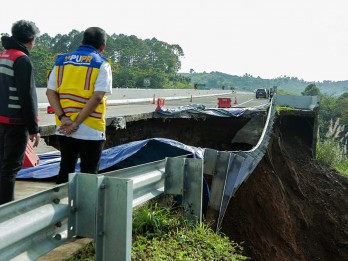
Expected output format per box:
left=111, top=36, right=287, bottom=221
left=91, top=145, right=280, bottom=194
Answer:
left=221, top=117, right=348, bottom=261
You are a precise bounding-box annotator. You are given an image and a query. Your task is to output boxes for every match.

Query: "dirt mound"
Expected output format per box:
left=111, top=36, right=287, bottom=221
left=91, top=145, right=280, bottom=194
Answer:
left=221, top=121, right=348, bottom=261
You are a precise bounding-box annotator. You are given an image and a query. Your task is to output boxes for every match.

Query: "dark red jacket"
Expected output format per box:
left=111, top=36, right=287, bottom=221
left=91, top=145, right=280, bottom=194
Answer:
left=0, top=36, right=39, bottom=134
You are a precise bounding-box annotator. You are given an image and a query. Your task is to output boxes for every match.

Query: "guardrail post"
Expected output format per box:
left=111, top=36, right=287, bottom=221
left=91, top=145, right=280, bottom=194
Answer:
left=165, top=157, right=203, bottom=223
left=216, top=153, right=246, bottom=229
left=68, top=173, right=133, bottom=261
left=96, top=176, right=133, bottom=261
left=68, top=173, right=98, bottom=238
left=204, top=149, right=231, bottom=231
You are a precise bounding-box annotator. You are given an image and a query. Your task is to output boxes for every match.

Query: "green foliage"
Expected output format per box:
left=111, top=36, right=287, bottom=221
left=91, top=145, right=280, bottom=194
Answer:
left=181, top=72, right=348, bottom=96
left=316, top=118, right=348, bottom=177
left=30, top=46, right=56, bottom=86
left=301, top=83, right=321, bottom=96
left=318, top=94, right=338, bottom=137
left=3, top=28, right=348, bottom=93
left=317, top=93, right=348, bottom=146
left=4, top=29, right=348, bottom=93
left=316, top=137, right=348, bottom=178
left=316, top=138, right=345, bottom=167
left=276, top=89, right=299, bottom=96
left=132, top=222, right=247, bottom=261
left=0, top=30, right=190, bottom=88
left=276, top=105, right=295, bottom=113
left=334, top=159, right=348, bottom=178
left=69, top=203, right=248, bottom=260
left=132, top=203, right=182, bottom=237
left=170, top=81, right=192, bottom=89
left=131, top=204, right=247, bottom=261
left=333, top=93, right=348, bottom=128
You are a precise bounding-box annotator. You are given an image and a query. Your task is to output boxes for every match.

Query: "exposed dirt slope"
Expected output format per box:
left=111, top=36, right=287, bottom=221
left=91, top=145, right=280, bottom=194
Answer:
left=221, top=123, right=348, bottom=261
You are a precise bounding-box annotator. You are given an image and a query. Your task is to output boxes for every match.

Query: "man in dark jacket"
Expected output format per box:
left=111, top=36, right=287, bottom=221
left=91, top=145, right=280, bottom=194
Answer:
left=0, top=20, right=41, bottom=205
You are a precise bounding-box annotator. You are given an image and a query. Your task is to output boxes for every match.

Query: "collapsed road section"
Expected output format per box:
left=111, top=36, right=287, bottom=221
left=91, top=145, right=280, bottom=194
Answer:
left=1, top=94, right=327, bottom=260
left=40, top=96, right=319, bottom=233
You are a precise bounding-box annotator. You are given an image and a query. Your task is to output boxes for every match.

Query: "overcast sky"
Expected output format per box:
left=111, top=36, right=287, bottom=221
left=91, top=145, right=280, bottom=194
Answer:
left=1, top=0, right=348, bottom=82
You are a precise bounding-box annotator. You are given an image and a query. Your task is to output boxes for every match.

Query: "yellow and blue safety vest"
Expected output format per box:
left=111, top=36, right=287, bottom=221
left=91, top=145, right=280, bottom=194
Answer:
left=54, top=45, right=107, bottom=131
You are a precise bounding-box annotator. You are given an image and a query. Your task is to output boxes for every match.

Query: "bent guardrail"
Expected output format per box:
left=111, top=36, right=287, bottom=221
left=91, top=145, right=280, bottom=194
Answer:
left=205, top=96, right=277, bottom=231
left=0, top=156, right=203, bottom=261
left=204, top=94, right=320, bottom=232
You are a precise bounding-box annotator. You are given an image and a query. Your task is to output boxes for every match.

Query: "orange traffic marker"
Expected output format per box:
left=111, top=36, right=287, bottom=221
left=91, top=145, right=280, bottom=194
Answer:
left=22, top=140, right=40, bottom=168
left=217, top=98, right=231, bottom=108
left=155, top=98, right=165, bottom=110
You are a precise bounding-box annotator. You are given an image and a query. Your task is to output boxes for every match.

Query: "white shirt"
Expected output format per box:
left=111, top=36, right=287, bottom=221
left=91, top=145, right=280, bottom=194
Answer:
left=47, top=61, right=113, bottom=140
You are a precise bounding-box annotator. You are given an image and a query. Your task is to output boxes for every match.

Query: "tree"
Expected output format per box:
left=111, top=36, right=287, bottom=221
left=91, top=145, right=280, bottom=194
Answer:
left=318, top=94, right=338, bottom=138
left=301, top=83, right=321, bottom=96
left=1, top=29, right=190, bottom=88
left=333, top=92, right=348, bottom=128
left=31, top=46, right=56, bottom=86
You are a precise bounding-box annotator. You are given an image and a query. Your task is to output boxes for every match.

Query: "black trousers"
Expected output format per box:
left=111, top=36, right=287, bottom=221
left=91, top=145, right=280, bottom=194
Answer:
left=0, top=124, right=28, bottom=205
left=56, top=136, right=105, bottom=184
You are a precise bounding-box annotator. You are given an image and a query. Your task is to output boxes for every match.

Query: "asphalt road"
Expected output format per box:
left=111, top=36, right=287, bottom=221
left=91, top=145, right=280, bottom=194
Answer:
left=37, top=88, right=267, bottom=126
left=34, top=88, right=268, bottom=153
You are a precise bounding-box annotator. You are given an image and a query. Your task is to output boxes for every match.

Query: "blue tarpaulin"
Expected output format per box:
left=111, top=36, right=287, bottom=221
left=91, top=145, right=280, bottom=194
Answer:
left=17, top=138, right=204, bottom=179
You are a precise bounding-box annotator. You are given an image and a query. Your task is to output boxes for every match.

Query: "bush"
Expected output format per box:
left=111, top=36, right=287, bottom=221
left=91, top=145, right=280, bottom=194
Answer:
left=316, top=138, right=345, bottom=167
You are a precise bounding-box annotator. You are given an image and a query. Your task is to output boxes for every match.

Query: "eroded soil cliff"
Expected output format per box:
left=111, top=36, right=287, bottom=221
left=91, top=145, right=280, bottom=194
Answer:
left=221, top=122, right=348, bottom=261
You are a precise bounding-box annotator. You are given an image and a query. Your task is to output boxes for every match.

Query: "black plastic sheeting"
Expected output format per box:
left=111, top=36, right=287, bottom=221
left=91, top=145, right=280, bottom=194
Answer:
left=155, top=103, right=270, bottom=117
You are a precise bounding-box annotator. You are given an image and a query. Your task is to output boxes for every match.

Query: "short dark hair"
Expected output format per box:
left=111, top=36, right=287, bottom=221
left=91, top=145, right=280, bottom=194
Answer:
left=82, top=27, right=106, bottom=49
left=11, top=20, right=40, bottom=44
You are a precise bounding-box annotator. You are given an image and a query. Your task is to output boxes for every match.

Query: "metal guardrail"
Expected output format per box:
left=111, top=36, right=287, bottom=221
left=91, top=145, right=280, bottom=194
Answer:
left=0, top=156, right=203, bottom=260
left=204, top=94, right=320, bottom=232
left=205, top=96, right=278, bottom=231
left=0, top=184, right=68, bottom=261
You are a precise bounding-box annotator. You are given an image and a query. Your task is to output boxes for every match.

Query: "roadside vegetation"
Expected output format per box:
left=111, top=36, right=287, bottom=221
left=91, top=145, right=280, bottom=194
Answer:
left=276, top=105, right=295, bottom=113
left=277, top=84, right=348, bottom=178
left=317, top=139, right=348, bottom=178
left=68, top=202, right=248, bottom=260
left=2, top=28, right=348, bottom=94
left=316, top=118, right=348, bottom=178
left=311, top=85, right=348, bottom=177
left=1, top=30, right=191, bottom=89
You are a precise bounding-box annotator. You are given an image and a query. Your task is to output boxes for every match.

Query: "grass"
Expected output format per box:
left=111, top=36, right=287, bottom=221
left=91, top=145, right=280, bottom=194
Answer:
left=276, top=105, right=296, bottom=113
left=68, top=202, right=248, bottom=261
left=316, top=118, right=348, bottom=178
left=316, top=138, right=348, bottom=178
left=334, top=159, right=348, bottom=178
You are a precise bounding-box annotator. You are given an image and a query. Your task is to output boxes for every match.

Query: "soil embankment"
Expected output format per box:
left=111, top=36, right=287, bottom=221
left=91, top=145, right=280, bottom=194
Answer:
left=221, top=116, right=348, bottom=261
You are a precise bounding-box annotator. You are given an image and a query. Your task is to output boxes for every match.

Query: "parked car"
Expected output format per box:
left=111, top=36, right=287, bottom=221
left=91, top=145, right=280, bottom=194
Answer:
left=255, top=88, right=268, bottom=99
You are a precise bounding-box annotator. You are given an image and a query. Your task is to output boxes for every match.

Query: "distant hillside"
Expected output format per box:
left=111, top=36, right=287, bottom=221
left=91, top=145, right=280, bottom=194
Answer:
left=180, top=71, right=348, bottom=96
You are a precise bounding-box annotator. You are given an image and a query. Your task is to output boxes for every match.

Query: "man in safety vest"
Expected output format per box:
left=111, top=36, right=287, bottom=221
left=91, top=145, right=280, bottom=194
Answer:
left=46, top=27, right=112, bottom=184
left=0, top=20, right=41, bottom=205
